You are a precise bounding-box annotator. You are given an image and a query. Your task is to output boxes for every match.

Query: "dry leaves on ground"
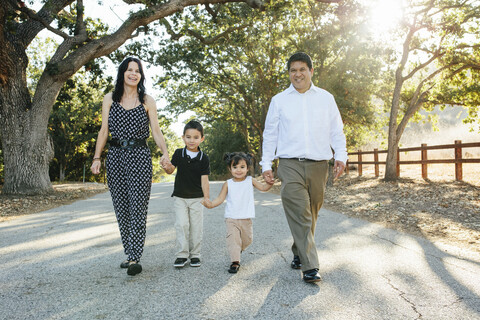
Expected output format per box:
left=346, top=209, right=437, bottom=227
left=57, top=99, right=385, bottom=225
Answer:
left=0, top=183, right=108, bottom=221
left=269, top=172, right=479, bottom=253
left=323, top=176, right=480, bottom=252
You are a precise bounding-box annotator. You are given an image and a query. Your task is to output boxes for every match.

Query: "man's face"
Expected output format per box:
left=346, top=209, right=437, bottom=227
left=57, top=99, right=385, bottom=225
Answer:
left=289, top=61, right=313, bottom=93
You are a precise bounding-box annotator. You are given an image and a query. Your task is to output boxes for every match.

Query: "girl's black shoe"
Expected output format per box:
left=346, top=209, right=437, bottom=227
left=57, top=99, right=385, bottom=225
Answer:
left=228, top=262, right=240, bottom=273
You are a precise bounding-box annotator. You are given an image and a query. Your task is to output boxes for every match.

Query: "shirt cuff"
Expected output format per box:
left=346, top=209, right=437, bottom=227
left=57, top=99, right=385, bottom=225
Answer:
left=261, top=165, right=272, bottom=173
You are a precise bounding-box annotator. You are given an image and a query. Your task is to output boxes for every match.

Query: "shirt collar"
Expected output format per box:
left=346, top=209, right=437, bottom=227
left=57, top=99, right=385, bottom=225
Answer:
left=182, top=146, right=203, bottom=161
left=286, top=83, right=320, bottom=94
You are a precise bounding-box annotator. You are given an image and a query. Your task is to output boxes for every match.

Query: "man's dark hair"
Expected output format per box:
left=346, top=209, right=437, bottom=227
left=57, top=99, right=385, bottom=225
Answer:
left=183, top=120, right=204, bottom=137
left=287, top=52, right=313, bottom=71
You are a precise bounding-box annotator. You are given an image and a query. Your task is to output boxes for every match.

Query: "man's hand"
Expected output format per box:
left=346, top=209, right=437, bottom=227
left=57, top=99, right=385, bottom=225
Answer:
left=333, top=160, right=345, bottom=181
left=262, top=170, right=275, bottom=185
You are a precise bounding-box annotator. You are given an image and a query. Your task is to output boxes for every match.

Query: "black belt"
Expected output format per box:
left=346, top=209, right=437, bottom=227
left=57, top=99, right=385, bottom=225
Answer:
left=110, top=138, right=147, bottom=149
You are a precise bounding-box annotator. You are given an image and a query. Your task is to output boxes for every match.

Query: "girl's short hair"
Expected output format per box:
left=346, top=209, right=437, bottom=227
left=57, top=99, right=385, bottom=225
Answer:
left=223, top=152, right=254, bottom=168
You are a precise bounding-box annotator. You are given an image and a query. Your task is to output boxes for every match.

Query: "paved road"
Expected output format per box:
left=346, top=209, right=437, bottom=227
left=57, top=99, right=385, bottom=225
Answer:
left=1, top=181, right=479, bottom=320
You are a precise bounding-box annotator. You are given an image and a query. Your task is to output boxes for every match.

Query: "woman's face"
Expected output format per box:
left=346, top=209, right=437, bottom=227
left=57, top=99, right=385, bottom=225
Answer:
left=124, top=61, right=141, bottom=87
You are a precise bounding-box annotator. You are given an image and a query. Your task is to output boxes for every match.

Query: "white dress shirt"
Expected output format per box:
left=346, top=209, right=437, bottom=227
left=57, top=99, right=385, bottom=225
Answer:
left=260, top=83, right=348, bottom=172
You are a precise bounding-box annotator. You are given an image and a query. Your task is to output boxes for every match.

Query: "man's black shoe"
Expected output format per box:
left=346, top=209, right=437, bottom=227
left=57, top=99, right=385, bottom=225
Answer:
left=291, top=255, right=302, bottom=269
left=303, top=269, right=322, bottom=283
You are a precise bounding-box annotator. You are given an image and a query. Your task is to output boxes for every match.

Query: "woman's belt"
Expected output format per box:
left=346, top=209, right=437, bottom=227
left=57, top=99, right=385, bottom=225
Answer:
left=110, top=138, right=147, bottom=149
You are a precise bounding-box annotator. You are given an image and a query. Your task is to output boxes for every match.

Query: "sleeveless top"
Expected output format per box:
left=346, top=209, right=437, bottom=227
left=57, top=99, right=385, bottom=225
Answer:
left=225, top=176, right=255, bottom=219
left=108, top=101, right=150, bottom=141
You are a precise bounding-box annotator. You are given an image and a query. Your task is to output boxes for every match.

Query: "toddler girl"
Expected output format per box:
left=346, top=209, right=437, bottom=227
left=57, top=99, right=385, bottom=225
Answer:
left=203, top=152, right=272, bottom=273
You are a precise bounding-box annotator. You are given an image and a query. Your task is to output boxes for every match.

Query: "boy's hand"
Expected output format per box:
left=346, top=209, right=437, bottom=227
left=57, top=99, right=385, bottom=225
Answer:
left=202, top=198, right=213, bottom=208
left=160, top=156, right=171, bottom=168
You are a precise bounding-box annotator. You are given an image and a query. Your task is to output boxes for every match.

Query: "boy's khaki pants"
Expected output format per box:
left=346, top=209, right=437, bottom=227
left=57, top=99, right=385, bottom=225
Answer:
left=173, top=197, right=204, bottom=259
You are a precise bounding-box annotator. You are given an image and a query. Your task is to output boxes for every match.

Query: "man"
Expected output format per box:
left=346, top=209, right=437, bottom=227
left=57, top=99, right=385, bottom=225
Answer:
left=261, top=52, right=347, bottom=283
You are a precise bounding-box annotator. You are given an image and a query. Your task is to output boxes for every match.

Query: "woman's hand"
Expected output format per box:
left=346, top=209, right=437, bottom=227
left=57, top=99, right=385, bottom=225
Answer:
left=91, top=159, right=101, bottom=175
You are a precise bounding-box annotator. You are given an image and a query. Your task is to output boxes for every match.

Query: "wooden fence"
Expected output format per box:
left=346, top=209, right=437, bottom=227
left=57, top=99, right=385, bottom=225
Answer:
left=346, top=140, right=480, bottom=181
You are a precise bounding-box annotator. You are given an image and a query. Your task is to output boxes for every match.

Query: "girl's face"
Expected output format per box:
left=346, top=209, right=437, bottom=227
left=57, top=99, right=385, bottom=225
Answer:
left=230, top=159, right=249, bottom=181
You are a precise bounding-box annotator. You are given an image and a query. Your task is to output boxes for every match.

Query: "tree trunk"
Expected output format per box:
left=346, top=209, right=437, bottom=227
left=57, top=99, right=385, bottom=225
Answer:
left=0, top=82, right=55, bottom=194
left=59, top=164, right=65, bottom=182
left=384, top=139, right=399, bottom=181
left=0, top=45, right=57, bottom=194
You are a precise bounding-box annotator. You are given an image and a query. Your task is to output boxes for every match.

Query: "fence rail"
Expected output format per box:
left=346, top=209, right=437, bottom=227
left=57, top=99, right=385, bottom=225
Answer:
left=346, top=140, right=480, bottom=181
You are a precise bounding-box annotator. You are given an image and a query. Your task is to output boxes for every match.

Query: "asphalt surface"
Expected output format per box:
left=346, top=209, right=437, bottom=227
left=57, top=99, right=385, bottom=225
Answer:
left=1, top=181, right=479, bottom=320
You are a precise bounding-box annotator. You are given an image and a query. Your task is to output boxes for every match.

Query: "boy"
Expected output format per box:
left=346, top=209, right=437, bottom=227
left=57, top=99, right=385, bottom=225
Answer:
left=162, top=120, right=210, bottom=268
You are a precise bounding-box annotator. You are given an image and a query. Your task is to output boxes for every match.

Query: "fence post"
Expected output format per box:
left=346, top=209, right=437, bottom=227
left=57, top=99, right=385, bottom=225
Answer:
left=455, top=140, right=463, bottom=181
left=374, top=148, right=379, bottom=177
left=421, top=143, right=428, bottom=180
left=396, top=149, right=400, bottom=177
left=358, top=150, right=362, bottom=176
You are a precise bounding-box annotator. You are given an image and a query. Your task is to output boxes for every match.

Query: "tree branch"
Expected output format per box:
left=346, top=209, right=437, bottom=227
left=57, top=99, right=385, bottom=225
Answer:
left=7, top=0, right=70, bottom=40
left=186, top=24, right=250, bottom=44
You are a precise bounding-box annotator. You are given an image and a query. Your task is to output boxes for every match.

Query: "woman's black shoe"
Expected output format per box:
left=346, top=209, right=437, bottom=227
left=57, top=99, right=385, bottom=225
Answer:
left=127, top=262, right=142, bottom=276
left=120, top=260, right=131, bottom=268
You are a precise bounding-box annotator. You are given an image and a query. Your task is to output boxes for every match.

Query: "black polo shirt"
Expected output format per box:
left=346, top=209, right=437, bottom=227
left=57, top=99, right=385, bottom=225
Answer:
left=171, top=147, right=210, bottom=198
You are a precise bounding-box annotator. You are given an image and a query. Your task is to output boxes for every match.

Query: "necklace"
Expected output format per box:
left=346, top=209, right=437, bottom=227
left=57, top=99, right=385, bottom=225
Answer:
left=131, top=96, right=138, bottom=109
left=122, top=96, right=138, bottom=110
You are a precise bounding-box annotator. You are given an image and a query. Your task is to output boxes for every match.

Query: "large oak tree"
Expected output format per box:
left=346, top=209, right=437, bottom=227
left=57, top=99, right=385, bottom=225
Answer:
left=0, top=0, right=270, bottom=195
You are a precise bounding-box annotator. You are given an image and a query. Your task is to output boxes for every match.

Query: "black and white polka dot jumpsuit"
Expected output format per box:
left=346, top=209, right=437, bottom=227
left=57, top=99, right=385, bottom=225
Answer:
left=106, top=101, right=152, bottom=263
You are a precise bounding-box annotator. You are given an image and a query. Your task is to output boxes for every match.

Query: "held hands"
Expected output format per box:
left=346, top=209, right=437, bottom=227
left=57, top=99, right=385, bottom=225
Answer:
left=160, top=155, right=174, bottom=172
left=262, top=170, right=275, bottom=185
left=201, top=198, right=213, bottom=209
left=160, top=154, right=171, bottom=167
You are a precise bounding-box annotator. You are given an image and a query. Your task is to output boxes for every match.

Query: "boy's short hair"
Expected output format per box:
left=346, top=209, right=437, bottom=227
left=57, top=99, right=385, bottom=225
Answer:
left=183, top=120, right=204, bottom=137
left=287, top=52, right=313, bottom=71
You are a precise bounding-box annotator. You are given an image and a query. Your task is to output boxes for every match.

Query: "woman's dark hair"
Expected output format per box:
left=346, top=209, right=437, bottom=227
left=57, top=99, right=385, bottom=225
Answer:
left=112, top=57, right=146, bottom=104
left=287, top=52, right=313, bottom=71
left=223, top=152, right=254, bottom=169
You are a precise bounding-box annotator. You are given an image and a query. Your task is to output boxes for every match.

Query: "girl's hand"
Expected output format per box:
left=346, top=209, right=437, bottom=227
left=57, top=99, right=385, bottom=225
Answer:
left=202, top=198, right=213, bottom=208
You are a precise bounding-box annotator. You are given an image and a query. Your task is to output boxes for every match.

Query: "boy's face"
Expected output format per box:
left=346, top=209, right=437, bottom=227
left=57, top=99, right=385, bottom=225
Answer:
left=182, top=128, right=204, bottom=152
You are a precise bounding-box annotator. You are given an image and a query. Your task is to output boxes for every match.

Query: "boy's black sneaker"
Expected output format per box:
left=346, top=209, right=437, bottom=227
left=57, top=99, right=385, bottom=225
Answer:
left=174, top=258, right=188, bottom=268
left=190, top=258, right=201, bottom=267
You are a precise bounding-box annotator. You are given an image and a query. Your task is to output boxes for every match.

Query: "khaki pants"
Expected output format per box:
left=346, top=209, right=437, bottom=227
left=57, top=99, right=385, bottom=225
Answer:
left=225, top=218, right=253, bottom=262
left=173, top=197, right=204, bottom=259
left=277, top=159, right=328, bottom=271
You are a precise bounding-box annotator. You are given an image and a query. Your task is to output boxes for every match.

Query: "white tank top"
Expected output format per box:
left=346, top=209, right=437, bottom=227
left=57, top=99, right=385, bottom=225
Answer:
left=225, top=176, right=255, bottom=219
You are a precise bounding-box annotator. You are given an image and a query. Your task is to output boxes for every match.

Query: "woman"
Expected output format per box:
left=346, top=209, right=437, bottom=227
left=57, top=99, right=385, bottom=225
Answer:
left=91, top=57, right=169, bottom=276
